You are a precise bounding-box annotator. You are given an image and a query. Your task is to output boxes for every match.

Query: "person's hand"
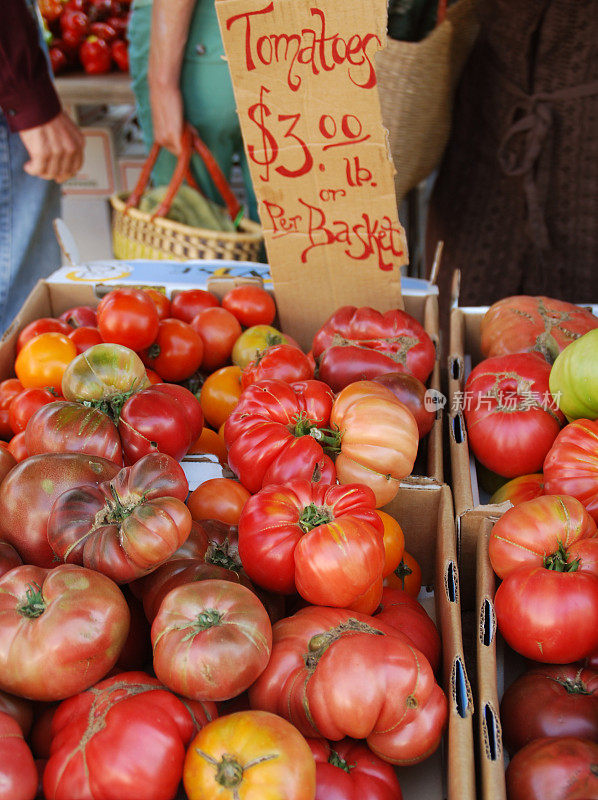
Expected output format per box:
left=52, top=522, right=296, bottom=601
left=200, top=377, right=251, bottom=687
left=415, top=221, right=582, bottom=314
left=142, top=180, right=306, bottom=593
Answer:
left=148, top=81, right=185, bottom=156
left=18, top=111, right=84, bottom=183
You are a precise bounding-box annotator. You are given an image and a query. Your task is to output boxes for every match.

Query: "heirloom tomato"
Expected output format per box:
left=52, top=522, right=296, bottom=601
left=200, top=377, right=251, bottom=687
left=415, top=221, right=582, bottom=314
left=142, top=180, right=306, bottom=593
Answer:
left=549, top=329, right=598, bottom=421
left=190, top=307, right=242, bottom=371
left=183, top=709, right=316, bottom=800
left=241, top=343, right=313, bottom=389
left=119, top=383, right=203, bottom=462
left=48, top=453, right=191, bottom=583
left=464, top=353, right=565, bottom=477
left=187, top=478, right=250, bottom=525
left=25, top=400, right=122, bottom=463
left=481, top=295, right=598, bottom=361
left=16, top=317, right=71, bottom=353
left=489, top=495, right=598, bottom=580
left=0, top=453, right=119, bottom=566
left=375, top=509, right=405, bottom=577
left=9, top=387, right=58, bottom=434
left=0, top=711, right=37, bottom=800
left=249, top=606, right=447, bottom=765
left=500, top=665, right=598, bottom=755
left=170, top=288, right=219, bottom=323
left=373, top=371, right=435, bottom=438
left=331, top=380, right=418, bottom=506
left=505, top=737, right=598, bottom=800
left=221, top=284, right=276, bottom=327
left=224, top=379, right=336, bottom=492
left=238, top=481, right=385, bottom=609
left=0, top=541, right=21, bottom=579
left=141, top=318, right=203, bottom=382
left=199, top=365, right=242, bottom=429
left=62, top=342, right=150, bottom=417
left=312, top=305, right=435, bottom=391
left=495, top=564, right=598, bottom=662
left=0, top=564, right=129, bottom=700
left=15, top=332, right=76, bottom=392
left=43, top=671, right=203, bottom=800
left=374, top=587, right=441, bottom=672
left=307, top=738, right=402, bottom=800
left=544, top=418, right=598, bottom=523
left=152, top=579, right=272, bottom=701
left=383, top=551, right=422, bottom=596
left=97, top=287, right=160, bottom=350
left=489, top=473, right=544, bottom=505
left=231, top=324, right=299, bottom=368
left=0, top=691, right=32, bottom=737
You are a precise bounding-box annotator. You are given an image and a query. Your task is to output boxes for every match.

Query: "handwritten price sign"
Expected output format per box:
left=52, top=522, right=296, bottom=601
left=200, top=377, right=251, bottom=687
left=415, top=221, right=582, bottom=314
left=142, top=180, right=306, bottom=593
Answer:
left=216, top=0, right=407, bottom=346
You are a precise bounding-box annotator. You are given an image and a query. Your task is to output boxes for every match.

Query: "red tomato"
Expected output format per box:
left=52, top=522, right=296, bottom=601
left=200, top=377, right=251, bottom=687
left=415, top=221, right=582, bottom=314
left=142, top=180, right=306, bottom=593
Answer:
left=170, top=288, right=219, bottom=323
left=249, top=606, right=447, bottom=765
left=43, top=671, right=201, bottom=800
left=48, top=453, right=191, bottom=583
left=0, top=453, right=119, bottom=566
left=374, top=587, right=441, bottom=672
left=0, top=564, right=129, bottom=700
left=152, top=579, right=272, bottom=701
left=145, top=367, right=163, bottom=385
left=16, top=318, right=72, bottom=354
left=0, top=450, right=15, bottom=486
left=544, top=418, right=598, bottom=523
left=307, top=738, right=403, bottom=800
left=500, top=665, right=598, bottom=756
left=68, top=324, right=103, bottom=353
left=0, top=690, right=32, bottom=738
left=241, top=343, right=313, bottom=389
left=495, top=564, right=598, bottom=662
left=15, top=333, right=77, bottom=393
left=490, top=473, right=545, bottom=505
left=8, top=388, right=58, bottom=435
left=383, top=550, right=423, bottom=596
left=191, top=307, right=242, bottom=372
left=119, top=383, right=203, bottom=463
left=0, top=379, right=24, bottom=439
left=0, top=541, right=21, bottom=580
left=184, top=710, right=315, bottom=800
left=489, top=495, right=598, bottom=580
left=0, top=711, right=37, bottom=800
left=187, top=478, right=250, bottom=525
left=25, top=401, right=122, bottom=464
left=464, top=353, right=565, bottom=477
left=142, top=288, right=171, bottom=320
left=506, top=737, right=598, bottom=800
left=97, top=288, right=160, bottom=350
left=59, top=305, right=97, bottom=328
left=6, top=433, right=28, bottom=462
left=231, top=323, right=299, bottom=368
left=221, top=285, right=276, bottom=327
left=141, top=318, right=203, bottom=382
left=312, top=305, right=435, bottom=390
left=373, top=372, right=435, bottom=438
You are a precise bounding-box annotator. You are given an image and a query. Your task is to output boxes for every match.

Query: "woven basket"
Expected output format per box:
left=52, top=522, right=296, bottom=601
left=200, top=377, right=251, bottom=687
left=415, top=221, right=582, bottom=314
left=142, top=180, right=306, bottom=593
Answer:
left=376, top=0, right=480, bottom=204
left=110, top=124, right=263, bottom=262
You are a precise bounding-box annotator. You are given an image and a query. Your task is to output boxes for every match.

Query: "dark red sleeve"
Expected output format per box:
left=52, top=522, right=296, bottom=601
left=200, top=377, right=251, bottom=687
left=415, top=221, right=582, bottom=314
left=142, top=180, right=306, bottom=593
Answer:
left=0, top=0, right=61, bottom=132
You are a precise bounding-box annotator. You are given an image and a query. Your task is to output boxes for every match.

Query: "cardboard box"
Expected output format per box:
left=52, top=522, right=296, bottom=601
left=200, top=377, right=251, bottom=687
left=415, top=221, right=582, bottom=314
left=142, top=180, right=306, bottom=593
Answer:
left=62, top=126, right=118, bottom=197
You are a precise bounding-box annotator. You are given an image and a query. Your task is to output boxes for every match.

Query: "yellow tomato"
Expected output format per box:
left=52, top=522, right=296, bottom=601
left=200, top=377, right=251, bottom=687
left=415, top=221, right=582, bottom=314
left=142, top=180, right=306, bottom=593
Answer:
left=15, top=332, right=77, bottom=393
left=231, top=324, right=293, bottom=369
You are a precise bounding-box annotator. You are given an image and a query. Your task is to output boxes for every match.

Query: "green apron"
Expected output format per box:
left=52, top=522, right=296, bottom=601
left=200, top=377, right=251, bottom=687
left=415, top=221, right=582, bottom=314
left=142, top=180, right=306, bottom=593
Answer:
left=128, top=0, right=258, bottom=221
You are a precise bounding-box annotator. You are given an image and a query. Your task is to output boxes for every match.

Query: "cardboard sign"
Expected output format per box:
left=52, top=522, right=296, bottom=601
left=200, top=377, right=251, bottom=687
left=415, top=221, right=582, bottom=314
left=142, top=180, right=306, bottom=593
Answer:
left=216, top=0, right=408, bottom=348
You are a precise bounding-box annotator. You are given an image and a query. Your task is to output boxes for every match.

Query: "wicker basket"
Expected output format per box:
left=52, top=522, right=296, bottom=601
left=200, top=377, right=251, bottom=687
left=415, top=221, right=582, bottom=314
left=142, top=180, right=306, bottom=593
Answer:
left=110, top=124, right=263, bottom=262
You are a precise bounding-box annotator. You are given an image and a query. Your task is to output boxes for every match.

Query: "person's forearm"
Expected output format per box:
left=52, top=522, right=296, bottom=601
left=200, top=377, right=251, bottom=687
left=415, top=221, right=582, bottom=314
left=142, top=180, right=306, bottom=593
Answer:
left=148, top=0, right=196, bottom=90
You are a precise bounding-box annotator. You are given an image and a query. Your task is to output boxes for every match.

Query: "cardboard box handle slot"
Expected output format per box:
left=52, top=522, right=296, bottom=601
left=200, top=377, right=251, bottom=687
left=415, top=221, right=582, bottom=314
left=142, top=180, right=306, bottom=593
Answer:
left=451, top=656, right=473, bottom=718
left=482, top=703, right=502, bottom=762
left=444, top=561, right=458, bottom=603
left=449, top=355, right=464, bottom=382
left=451, top=413, right=466, bottom=445
left=480, top=598, right=495, bottom=647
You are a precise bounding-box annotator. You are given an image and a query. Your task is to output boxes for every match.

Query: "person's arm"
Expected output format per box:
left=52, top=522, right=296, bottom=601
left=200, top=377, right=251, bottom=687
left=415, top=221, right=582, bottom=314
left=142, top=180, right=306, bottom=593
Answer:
left=0, top=0, right=83, bottom=182
left=148, top=0, right=196, bottom=156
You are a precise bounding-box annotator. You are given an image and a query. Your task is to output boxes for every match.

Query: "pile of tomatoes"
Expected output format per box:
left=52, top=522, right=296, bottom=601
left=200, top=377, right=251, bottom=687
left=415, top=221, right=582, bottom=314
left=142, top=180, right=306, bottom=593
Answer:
left=461, top=295, right=598, bottom=800
left=0, top=283, right=446, bottom=800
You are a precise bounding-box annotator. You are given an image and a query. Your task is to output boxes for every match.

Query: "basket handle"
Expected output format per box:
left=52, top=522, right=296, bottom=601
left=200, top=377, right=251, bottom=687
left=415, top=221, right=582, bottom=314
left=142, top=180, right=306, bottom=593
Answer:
left=125, top=123, right=242, bottom=223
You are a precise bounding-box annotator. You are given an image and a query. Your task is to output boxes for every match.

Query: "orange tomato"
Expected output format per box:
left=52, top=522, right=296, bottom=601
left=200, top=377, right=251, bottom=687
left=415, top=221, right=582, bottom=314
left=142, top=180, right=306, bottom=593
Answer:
left=187, top=478, right=250, bottom=525
left=187, top=427, right=228, bottom=465
left=384, top=550, right=422, bottom=597
left=15, top=332, right=77, bottom=392
left=200, top=366, right=242, bottom=429
left=375, top=510, right=405, bottom=577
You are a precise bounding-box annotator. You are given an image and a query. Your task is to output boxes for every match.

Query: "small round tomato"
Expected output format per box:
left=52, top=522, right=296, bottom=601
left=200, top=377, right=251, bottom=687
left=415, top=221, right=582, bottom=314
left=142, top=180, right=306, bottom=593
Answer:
left=142, top=288, right=171, bottom=320
left=7, top=432, right=28, bottom=462
left=183, top=710, right=316, bottom=800
left=187, top=478, right=250, bottom=525
left=187, top=427, right=228, bottom=464
left=16, top=318, right=72, bottom=353
left=171, top=289, right=220, bottom=323
left=68, top=325, right=103, bottom=354
left=191, top=308, right=242, bottom=372
left=96, top=288, right=159, bottom=351
left=200, top=366, right=242, bottom=429
left=15, top=332, right=77, bottom=393
left=0, top=380, right=24, bottom=440
left=9, top=387, right=60, bottom=435
left=221, top=285, right=276, bottom=327
left=142, top=319, right=203, bottom=383
left=232, top=324, right=299, bottom=369
left=59, top=305, right=97, bottom=328
left=384, top=550, right=422, bottom=596
left=375, top=509, right=405, bottom=578
left=241, top=344, right=313, bottom=389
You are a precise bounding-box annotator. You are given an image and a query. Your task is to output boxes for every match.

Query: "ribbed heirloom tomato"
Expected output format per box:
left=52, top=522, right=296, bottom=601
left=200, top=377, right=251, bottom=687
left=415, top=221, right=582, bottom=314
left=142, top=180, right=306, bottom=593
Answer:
left=544, top=418, right=598, bottom=523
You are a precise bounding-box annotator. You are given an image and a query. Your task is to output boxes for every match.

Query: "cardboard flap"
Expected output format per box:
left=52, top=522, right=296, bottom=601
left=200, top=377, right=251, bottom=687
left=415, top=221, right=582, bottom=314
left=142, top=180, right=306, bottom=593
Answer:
left=216, top=0, right=408, bottom=349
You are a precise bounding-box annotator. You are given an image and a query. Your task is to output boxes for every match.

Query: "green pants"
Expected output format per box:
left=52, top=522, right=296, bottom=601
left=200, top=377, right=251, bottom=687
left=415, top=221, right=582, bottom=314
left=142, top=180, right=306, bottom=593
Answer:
left=128, top=0, right=258, bottom=221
